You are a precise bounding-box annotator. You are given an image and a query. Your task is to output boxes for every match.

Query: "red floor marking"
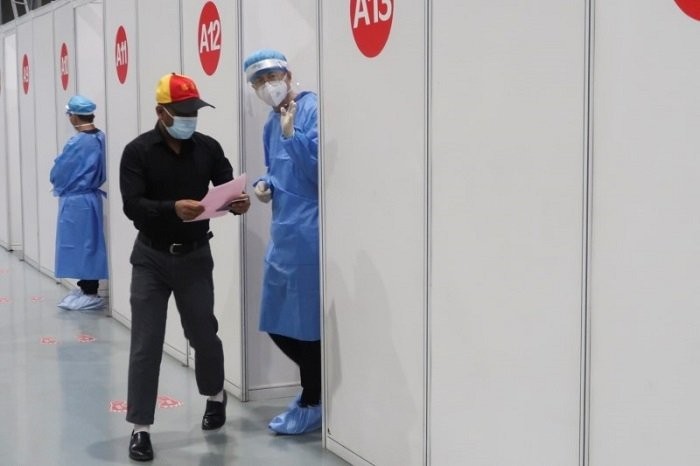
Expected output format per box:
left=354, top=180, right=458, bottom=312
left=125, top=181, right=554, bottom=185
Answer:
left=0, top=296, right=10, bottom=304
left=109, top=396, right=183, bottom=413
left=157, top=395, right=183, bottom=409
left=40, top=337, right=57, bottom=345
left=0, top=268, right=8, bottom=274
left=110, top=400, right=128, bottom=413
left=77, top=334, right=96, bottom=343
left=30, top=296, right=44, bottom=302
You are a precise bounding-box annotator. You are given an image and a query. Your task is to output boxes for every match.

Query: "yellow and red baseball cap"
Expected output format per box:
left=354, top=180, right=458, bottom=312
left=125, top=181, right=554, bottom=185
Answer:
left=155, top=73, right=214, bottom=113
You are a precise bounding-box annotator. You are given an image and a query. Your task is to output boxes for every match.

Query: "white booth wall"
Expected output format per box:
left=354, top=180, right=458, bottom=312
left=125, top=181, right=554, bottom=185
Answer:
left=35, top=4, right=61, bottom=278
left=320, top=2, right=427, bottom=465
left=320, top=2, right=700, bottom=465
left=320, top=1, right=586, bottom=465
left=3, top=31, right=22, bottom=252
left=589, top=2, right=700, bottom=465
left=17, top=19, right=39, bottom=267
left=20, top=6, right=59, bottom=274
left=430, top=1, right=587, bottom=465
left=74, top=2, right=104, bottom=118
left=0, top=27, right=8, bottom=249
left=52, top=2, right=76, bottom=185
left=103, top=0, right=138, bottom=338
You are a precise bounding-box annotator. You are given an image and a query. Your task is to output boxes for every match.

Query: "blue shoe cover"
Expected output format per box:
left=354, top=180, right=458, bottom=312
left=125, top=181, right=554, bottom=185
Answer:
left=287, top=394, right=302, bottom=409
left=57, top=290, right=83, bottom=310
left=65, top=294, right=104, bottom=311
left=268, top=403, right=322, bottom=435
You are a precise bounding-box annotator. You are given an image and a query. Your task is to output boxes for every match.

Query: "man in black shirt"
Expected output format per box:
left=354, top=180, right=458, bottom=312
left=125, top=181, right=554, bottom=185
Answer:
left=120, top=73, right=250, bottom=462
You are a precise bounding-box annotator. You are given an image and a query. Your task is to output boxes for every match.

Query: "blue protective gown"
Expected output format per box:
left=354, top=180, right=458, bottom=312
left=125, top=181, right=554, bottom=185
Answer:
left=50, top=130, right=108, bottom=279
left=258, top=91, right=320, bottom=341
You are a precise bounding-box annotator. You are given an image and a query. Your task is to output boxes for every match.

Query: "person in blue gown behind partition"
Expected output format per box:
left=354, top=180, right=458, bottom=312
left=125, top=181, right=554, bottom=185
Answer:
left=243, top=49, right=322, bottom=435
left=50, top=95, right=108, bottom=311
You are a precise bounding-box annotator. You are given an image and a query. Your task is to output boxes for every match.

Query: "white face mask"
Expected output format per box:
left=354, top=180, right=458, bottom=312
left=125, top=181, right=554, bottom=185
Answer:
left=256, top=80, right=289, bottom=107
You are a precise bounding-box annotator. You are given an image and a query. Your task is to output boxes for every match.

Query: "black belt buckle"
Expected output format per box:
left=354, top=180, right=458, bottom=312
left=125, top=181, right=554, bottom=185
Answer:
left=168, top=243, right=184, bottom=255
left=138, top=231, right=212, bottom=255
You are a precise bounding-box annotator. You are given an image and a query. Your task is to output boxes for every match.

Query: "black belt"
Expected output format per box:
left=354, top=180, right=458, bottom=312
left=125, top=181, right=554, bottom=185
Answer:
left=137, top=231, right=213, bottom=255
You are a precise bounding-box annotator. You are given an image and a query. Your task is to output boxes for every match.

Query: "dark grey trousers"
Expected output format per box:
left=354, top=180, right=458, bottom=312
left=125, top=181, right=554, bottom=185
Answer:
left=126, top=239, right=224, bottom=425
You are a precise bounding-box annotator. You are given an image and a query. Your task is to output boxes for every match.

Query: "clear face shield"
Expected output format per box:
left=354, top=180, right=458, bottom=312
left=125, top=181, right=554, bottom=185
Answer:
left=251, top=70, right=289, bottom=107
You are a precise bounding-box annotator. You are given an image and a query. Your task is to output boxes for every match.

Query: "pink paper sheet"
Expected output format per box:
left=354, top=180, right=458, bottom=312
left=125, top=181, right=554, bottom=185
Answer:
left=185, top=173, right=247, bottom=222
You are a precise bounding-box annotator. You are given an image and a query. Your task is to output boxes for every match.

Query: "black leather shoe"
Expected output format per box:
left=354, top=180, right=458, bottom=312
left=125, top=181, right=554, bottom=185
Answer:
left=202, top=391, right=227, bottom=430
left=128, top=431, right=154, bottom=462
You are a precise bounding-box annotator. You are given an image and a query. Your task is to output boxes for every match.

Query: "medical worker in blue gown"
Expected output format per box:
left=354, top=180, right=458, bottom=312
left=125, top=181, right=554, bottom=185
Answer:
left=244, top=49, right=321, bottom=434
left=50, top=95, right=108, bottom=311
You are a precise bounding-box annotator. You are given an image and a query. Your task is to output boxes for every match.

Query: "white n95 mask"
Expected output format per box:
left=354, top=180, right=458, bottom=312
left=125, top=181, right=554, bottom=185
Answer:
left=256, top=80, right=288, bottom=107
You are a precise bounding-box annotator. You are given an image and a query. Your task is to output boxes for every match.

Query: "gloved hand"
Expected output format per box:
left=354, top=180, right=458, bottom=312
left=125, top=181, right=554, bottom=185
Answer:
left=280, top=100, right=297, bottom=139
left=254, top=180, right=272, bottom=203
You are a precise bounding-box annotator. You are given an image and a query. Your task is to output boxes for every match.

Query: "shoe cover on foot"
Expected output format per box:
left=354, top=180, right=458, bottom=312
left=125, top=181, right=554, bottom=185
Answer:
left=57, top=290, right=83, bottom=310
left=64, top=294, right=104, bottom=311
left=268, top=403, right=322, bottom=435
left=287, top=394, right=301, bottom=410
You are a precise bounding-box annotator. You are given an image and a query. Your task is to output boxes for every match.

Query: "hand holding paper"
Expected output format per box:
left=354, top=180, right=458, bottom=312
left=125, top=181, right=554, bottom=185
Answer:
left=184, top=173, right=247, bottom=222
left=175, top=199, right=205, bottom=221
left=225, top=193, right=251, bottom=215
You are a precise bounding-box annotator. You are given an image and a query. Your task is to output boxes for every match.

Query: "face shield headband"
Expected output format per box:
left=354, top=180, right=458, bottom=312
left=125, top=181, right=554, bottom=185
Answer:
left=245, top=58, right=288, bottom=82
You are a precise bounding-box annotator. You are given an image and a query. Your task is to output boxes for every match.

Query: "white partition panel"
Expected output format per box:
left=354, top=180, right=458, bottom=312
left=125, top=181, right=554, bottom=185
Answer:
left=430, top=3, right=586, bottom=465
left=17, top=21, right=38, bottom=263
left=33, top=10, right=59, bottom=276
left=590, top=3, right=700, bottom=465
left=75, top=0, right=107, bottom=296
left=320, top=3, right=426, bottom=465
left=181, top=0, right=244, bottom=398
left=53, top=3, right=76, bottom=161
left=134, top=0, right=187, bottom=361
left=137, top=0, right=181, bottom=137
left=3, top=33, right=21, bottom=251
left=0, top=30, right=8, bottom=249
left=240, top=0, right=318, bottom=400
left=75, top=2, right=105, bottom=130
left=104, top=0, right=138, bottom=325
left=44, top=2, right=77, bottom=278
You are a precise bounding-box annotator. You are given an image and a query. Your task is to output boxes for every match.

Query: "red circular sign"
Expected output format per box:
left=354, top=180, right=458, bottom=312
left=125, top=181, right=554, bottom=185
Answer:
left=60, top=43, right=69, bottom=90
left=675, top=0, right=700, bottom=20
left=21, top=54, right=29, bottom=94
left=198, top=1, right=222, bottom=75
left=115, top=26, right=128, bottom=84
left=350, top=0, right=394, bottom=58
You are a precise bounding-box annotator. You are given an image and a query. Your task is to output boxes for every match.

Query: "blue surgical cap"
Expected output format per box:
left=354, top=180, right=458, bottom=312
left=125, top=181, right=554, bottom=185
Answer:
left=66, top=95, right=96, bottom=115
left=243, top=49, right=288, bottom=82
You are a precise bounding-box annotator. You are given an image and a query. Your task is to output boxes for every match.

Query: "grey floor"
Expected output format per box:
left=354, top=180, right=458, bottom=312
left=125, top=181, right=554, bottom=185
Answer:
left=0, top=248, right=348, bottom=466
